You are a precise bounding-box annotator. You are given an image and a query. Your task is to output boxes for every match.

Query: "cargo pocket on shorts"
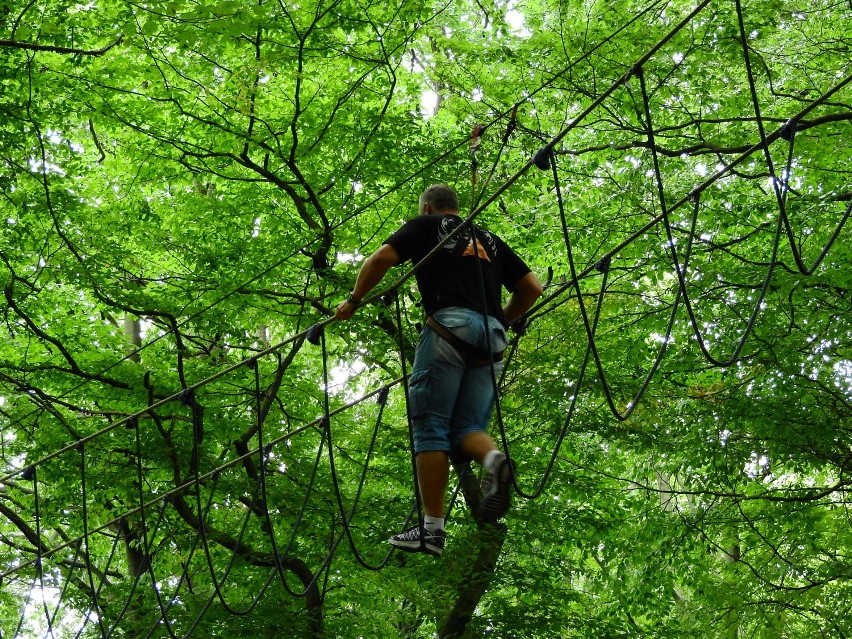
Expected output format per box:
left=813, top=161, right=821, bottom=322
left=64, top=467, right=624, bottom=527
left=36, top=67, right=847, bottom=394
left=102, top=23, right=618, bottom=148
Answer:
left=407, top=369, right=430, bottom=419
left=490, top=324, right=508, bottom=354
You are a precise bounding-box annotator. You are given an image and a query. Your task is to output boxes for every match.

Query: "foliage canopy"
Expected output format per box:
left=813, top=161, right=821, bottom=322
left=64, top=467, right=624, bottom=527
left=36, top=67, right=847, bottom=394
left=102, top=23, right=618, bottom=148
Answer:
left=1, top=0, right=851, bottom=636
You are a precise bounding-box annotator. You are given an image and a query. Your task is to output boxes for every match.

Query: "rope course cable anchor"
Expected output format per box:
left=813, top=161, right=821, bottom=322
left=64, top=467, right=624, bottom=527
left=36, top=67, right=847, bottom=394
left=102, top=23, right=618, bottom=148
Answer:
left=306, top=323, right=323, bottom=346
left=532, top=146, right=553, bottom=171
left=779, top=118, right=798, bottom=141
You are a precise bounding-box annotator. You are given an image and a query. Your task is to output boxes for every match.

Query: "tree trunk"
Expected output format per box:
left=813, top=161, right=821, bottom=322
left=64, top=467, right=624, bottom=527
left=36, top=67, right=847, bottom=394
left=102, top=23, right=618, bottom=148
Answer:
left=437, top=463, right=507, bottom=638
left=439, top=524, right=507, bottom=638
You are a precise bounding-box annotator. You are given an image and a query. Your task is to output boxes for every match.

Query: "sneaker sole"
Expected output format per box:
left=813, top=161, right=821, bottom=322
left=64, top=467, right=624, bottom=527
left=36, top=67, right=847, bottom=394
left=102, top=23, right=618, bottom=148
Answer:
left=388, top=537, right=443, bottom=557
left=479, top=458, right=514, bottom=523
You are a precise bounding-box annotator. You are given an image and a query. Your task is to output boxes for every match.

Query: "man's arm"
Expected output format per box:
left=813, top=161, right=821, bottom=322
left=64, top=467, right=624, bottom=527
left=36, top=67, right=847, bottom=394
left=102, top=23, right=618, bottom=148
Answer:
left=503, top=271, right=543, bottom=324
left=334, top=243, right=401, bottom=321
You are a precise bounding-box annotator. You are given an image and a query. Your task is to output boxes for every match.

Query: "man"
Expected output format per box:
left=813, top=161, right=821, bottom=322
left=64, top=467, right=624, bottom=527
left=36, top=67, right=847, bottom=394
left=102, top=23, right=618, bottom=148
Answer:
left=335, top=184, right=542, bottom=557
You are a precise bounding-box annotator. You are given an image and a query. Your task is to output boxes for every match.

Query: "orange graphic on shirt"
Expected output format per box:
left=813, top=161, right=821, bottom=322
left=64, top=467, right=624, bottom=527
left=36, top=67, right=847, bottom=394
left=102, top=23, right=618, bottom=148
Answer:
left=462, top=240, right=491, bottom=261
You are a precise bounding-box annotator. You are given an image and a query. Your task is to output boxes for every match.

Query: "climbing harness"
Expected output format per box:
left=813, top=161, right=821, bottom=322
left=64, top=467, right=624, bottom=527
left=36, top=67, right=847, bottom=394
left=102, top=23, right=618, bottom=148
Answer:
left=425, top=316, right=504, bottom=369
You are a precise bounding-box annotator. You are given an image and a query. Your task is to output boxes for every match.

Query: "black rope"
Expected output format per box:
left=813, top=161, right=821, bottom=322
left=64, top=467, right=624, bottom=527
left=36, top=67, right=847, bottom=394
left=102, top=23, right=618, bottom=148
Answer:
left=468, top=214, right=512, bottom=501
left=507, top=149, right=604, bottom=500
left=103, top=417, right=171, bottom=638
left=47, top=542, right=83, bottom=638
left=636, top=61, right=781, bottom=368
left=317, top=327, right=396, bottom=570
left=138, top=501, right=188, bottom=639
left=73, top=532, right=123, bottom=639
left=391, top=291, right=427, bottom=551
left=249, top=357, right=321, bottom=598
left=734, top=0, right=806, bottom=276
left=181, top=388, right=281, bottom=617
left=734, top=0, right=851, bottom=276
left=77, top=443, right=109, bottom=638
left=12, top=574, right=42, bottom=639
left=24, top=465, right=54, bottom=639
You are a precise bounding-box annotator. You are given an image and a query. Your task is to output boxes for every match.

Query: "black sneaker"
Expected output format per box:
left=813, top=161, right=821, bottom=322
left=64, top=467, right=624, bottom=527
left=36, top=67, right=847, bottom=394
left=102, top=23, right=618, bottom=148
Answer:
left=479, top=453, right=514, bottom=523
left=388, top=525, right=445, bottom=557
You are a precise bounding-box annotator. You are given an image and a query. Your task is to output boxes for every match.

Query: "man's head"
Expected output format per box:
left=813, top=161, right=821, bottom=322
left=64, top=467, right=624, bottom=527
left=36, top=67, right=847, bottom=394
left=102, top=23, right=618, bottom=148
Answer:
left=419, top=184, right=459, bottom=216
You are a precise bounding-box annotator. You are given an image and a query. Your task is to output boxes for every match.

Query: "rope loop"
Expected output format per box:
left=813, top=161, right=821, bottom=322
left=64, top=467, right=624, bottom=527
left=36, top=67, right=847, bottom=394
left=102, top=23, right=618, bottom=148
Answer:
left=532, top=147, right=553, bottom=171
left=306, top=323, right=323, bottom=346
left=376, top=386, right=389, bottom=406
left=178, top=387, right=195, bottom=406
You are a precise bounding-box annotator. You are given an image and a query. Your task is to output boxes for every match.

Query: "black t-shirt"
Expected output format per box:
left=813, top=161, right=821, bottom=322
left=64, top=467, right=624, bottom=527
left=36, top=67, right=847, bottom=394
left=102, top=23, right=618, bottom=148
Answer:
left=384, top=214, right=531, bottom=326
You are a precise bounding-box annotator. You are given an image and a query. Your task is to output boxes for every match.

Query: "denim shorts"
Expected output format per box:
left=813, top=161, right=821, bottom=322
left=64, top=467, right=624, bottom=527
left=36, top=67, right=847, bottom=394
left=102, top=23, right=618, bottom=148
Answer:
left=407, top=307, right=507, bottom=457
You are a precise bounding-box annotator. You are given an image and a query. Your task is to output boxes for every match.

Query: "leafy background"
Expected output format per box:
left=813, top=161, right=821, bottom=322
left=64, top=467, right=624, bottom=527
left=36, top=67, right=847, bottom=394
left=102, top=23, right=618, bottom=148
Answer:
left=1, top=0, right=851, bottom=636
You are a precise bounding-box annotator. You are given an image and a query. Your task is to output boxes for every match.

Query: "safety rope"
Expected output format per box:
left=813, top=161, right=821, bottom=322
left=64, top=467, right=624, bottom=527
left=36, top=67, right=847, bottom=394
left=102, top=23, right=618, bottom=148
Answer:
left=317, top=327, right=397, bottom=569
left=733, top=0, right=851, bottom=276
left=636, top=60, right=781, bottom=369
left=77, top=443, right=110, bottom=639
left=499, top=148, right=605, bottom=500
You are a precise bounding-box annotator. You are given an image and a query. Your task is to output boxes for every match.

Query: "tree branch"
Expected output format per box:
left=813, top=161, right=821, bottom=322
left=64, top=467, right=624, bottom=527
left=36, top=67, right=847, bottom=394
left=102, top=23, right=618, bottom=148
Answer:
left=0, top=37, right=122, bottom=56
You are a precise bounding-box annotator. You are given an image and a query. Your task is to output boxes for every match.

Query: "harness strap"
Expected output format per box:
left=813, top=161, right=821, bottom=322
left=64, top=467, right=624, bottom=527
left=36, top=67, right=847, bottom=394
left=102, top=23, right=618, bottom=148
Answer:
left=426, top=316, right=504, bottom=369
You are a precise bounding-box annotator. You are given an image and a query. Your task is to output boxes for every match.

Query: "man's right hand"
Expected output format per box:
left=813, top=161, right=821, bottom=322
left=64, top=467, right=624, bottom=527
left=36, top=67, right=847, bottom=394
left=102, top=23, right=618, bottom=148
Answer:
left=334, top=300, right=358, bottom=321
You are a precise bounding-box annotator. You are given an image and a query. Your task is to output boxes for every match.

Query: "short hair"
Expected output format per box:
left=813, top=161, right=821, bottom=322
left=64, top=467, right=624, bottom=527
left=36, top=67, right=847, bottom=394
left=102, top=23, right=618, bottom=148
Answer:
left=419, top=184, right=459, bottom=215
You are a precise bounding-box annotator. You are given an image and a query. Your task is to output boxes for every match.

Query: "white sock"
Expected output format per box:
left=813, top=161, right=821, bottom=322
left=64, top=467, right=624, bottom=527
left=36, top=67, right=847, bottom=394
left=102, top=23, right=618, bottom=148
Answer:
left=423, top=515, right=444, bottom=532
left=483, top=449, right=504, bottom=473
